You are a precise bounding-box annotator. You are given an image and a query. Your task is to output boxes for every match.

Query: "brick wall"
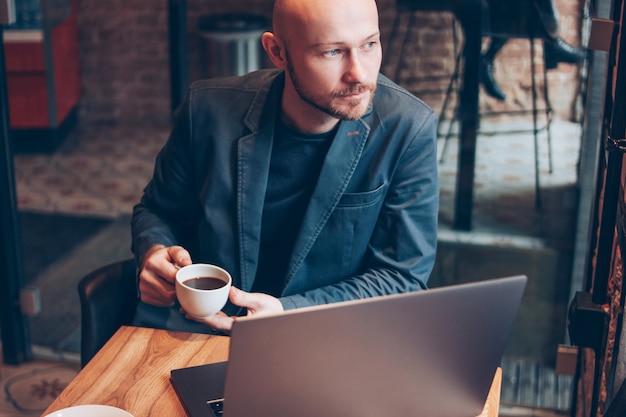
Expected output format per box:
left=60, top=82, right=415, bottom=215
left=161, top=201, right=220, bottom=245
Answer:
left=76, top=0, right=584, bottom=125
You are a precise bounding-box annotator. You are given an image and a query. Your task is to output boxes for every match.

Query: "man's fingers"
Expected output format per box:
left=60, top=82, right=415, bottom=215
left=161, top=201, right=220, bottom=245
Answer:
left=142, top=292, right=175, bottom=307
left=139, top=265, right=175, bottom=291
left=182, top=310, right=234, bottom=334
left=167, top=246, right=192, bottom=268
left=139, top=285, right=175, bottom=306
left=138, top=272, right=175, bottom=305
left=142, top=255, right=175, bottom=285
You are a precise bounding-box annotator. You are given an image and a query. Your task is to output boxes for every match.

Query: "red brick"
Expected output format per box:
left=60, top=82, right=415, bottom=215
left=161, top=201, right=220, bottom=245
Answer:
left=76, top=0, right=585, bottom=124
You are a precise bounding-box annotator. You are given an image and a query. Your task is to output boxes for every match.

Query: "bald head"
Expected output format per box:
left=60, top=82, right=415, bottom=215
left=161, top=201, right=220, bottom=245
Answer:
left=272, top=0, right=379, bottom=46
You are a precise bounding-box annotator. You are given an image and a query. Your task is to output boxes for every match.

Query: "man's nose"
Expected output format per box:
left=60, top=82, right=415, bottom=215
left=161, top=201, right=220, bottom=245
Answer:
left=344, top=52, right=367, bottom=83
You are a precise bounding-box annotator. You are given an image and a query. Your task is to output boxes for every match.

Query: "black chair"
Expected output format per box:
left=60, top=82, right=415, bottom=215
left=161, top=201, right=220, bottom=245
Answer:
left=77, top=258, right=139, bottom=367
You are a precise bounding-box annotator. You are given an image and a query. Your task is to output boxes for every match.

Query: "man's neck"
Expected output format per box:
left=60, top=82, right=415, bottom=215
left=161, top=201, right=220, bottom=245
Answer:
left=280, top=85, right=339, bottom=134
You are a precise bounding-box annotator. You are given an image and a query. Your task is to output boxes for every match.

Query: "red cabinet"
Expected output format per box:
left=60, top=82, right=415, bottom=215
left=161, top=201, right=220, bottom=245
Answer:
left=4, top=1, right=80, bottom=152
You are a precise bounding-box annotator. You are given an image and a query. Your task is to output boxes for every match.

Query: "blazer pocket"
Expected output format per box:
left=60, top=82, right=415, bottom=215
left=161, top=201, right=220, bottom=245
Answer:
left=314, top=183, right=386, bottom=275
left=336, top=183, right=386, bottom=208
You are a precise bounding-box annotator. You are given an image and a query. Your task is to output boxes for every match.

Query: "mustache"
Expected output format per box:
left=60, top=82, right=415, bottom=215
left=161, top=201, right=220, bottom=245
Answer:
left=333, top=84, right=375, bottom=97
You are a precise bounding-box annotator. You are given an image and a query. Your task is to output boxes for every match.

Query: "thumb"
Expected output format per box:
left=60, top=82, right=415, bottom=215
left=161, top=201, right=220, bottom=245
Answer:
left=168, top=246, right=192, bottom=267
left=229, top=286, right=252, bottom=308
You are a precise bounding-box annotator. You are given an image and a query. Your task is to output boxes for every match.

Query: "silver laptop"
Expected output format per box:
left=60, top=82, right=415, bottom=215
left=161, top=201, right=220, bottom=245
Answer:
left=171, top=275, right=527, bottom=417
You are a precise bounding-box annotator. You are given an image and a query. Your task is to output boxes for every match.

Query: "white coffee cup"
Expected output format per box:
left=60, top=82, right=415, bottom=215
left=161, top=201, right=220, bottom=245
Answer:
left=175, top=263, right=232, bottom=319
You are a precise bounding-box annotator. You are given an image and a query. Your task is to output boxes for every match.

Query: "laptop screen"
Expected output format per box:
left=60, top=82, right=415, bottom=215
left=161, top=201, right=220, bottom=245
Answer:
left=171, top=275, right=526, bottom=417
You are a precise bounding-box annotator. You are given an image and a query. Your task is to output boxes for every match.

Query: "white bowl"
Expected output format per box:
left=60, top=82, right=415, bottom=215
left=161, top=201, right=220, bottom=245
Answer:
left=44, top=404, right=134, bottom=417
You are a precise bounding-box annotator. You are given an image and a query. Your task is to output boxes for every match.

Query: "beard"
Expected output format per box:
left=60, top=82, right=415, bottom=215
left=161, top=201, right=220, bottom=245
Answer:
left=286, top=59, right=376, bottom=121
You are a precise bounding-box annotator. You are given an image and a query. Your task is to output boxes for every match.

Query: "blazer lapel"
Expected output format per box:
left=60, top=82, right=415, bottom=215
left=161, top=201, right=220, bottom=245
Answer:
left=236, top=78, right=282, bottom=291
left=284, top=119, right=370, bottom=286
left=236, top=124, right=274, bottom=292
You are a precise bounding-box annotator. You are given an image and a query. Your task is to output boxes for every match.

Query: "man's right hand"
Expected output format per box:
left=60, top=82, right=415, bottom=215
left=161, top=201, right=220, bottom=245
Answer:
left=138, top=245, right=192, bottom=307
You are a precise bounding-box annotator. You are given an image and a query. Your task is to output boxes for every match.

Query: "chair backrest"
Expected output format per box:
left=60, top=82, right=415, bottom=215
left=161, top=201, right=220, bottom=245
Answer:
left=77, top=258, right=138, bottom=367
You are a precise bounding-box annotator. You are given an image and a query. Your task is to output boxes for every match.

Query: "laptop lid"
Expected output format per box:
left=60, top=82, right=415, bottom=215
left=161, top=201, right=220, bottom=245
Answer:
left=172, top=275, right=526, bottom=417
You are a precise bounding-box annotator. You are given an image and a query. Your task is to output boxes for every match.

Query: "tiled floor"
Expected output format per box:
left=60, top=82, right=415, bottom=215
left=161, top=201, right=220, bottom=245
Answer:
left=437, top=117, right=580, bottom=246
left=12, top=119, right=581, bottom=237
left=14, top=124, right=169, bottom=219
left=1, top=117, right=582, bottom=416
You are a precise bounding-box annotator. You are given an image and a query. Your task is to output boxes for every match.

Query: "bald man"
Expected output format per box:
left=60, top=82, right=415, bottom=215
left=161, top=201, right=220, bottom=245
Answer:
left=131, top=0, right=439, bottom=334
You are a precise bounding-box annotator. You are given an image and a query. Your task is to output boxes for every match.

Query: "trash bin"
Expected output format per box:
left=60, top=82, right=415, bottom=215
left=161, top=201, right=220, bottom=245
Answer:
left=198, top=13, right=270, bottom=79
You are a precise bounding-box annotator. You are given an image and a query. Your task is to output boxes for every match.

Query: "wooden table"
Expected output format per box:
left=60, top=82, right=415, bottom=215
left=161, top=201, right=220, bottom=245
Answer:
left=42, top=326, right=501, bottom=417
left=42, top=326, right=229, bottom=417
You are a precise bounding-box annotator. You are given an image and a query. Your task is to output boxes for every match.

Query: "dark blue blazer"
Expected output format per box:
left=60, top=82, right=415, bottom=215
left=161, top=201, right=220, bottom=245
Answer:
left=132, top=69, right=439, bottom=315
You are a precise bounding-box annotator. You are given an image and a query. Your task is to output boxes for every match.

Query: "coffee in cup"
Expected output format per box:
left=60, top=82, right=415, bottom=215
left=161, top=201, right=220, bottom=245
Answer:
left=182, top=276, right=227, bottom=290
left=175, top=263, right=232, bottom=319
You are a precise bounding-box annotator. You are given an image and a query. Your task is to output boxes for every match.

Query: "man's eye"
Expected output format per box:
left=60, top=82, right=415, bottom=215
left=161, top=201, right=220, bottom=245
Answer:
left=325, top=49, right=341, bottom=57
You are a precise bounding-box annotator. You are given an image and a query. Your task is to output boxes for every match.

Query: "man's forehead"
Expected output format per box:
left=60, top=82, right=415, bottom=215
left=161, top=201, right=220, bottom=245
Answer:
left=279, top=0, right=379, bottom=45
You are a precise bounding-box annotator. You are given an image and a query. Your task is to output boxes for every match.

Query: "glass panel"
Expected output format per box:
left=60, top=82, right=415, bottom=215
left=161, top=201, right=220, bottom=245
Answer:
left=13, top=0, right=41, bottom=28
left=9, top=0, right=71, bottom=29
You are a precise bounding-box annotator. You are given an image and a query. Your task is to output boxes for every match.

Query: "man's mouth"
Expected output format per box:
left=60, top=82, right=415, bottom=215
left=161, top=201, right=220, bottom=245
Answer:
left=340, top=92, right=364, bottom=100
left=337, top=86, right=369, bottom=97
left=336, top=89, right=368, bottom=100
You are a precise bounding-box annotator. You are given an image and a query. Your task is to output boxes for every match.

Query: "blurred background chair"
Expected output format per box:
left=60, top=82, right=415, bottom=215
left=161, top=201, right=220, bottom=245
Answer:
left=77, top=258, right=138, bottom=367
left=384, top=0, right=485, bottom=141
left=384, top=1, right=463, bottom=131
left=387, top=0, right=569, bottom=208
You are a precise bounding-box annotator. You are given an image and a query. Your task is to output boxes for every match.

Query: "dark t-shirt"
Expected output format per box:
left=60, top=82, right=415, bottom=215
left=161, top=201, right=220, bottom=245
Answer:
left=252, top=119, right=334, bottom=296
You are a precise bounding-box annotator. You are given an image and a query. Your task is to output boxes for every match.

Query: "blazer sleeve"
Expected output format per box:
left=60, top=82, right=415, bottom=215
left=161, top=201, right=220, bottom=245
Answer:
left=131, top=92, right=200, bottom=265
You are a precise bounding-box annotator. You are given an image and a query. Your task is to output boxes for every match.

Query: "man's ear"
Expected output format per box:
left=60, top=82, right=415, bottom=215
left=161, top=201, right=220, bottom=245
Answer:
left=262, top=32, right=288, bottom=70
